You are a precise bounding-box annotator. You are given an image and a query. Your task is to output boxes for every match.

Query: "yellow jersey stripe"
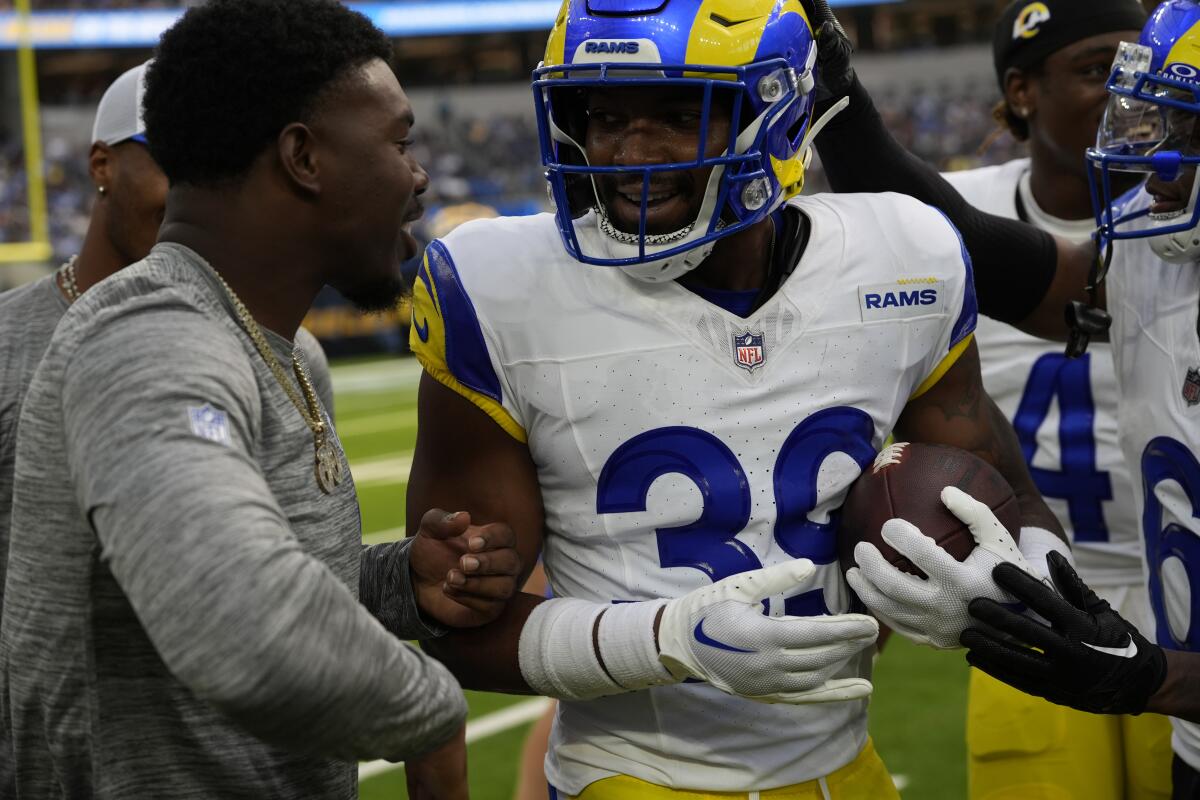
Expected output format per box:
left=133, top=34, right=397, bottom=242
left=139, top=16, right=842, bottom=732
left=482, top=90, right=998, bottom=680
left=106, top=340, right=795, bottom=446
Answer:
left=415, top=354, right=528, bottom=444
left=909, top=333, right=975, bottom=401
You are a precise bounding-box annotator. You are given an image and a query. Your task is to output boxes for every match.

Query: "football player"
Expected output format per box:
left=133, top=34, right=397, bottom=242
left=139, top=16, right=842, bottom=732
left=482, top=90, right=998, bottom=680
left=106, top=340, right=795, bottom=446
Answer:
left=805, top=0, right=1200, bottom=792
left=940, top=1, right=1172, bottom=797
left=407, top=2, right=1072, bottom=797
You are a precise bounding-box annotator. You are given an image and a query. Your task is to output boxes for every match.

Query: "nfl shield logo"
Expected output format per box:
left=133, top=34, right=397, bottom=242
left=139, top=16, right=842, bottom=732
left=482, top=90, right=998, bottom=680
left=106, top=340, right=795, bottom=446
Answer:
left=733, top=331, right=766, bottom=372
left=1185, top=368, right=1200, bottom=407
left=188, top=404, right=232, bottom=446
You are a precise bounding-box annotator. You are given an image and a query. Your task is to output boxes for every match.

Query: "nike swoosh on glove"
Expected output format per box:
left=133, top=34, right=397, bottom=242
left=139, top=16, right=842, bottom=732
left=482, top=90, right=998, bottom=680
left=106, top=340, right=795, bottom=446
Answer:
left=657, top=559, right=879, bottom=704
left=845, top=486, right=1036, bottom=650
left=962, top=551, right=1168, bottom=716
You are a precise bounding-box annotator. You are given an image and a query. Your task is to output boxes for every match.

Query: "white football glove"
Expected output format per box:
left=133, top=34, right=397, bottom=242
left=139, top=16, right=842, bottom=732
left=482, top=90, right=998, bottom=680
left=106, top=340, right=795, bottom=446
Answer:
left=658, top=559, right=879, bottom=704
left=845, top=486, right=1039, bottom=650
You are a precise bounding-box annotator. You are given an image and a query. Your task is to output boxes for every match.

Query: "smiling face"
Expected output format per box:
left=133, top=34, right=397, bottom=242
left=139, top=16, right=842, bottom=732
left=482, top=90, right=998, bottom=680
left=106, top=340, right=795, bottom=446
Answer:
left=1021, top=31, right=1140, bottom=180
left=583, top=85, right=735, bottom=237
left=312, top=58, right=429, bottom=310
left=1107, top=86, right=1200, bottom=218
left=1145, top=161, right=1199, bottom=220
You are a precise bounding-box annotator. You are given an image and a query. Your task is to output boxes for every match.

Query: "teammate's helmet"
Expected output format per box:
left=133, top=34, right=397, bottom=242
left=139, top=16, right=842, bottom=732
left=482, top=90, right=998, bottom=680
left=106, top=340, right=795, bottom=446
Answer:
left=1088, top=0, right=1200, bottom=262
left=533, top=0, right=818, bottom=282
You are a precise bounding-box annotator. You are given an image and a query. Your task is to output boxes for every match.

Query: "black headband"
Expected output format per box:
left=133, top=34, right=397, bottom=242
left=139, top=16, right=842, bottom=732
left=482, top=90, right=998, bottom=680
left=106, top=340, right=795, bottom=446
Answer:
left=993, top=0, right=1148, bottom=87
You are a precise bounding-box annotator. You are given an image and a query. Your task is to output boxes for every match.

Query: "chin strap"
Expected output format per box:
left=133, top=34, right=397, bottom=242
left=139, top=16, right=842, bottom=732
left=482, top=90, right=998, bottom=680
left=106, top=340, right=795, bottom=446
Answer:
left=1065, top=236, right=1114, bottom=359
left=799, top=95, right=850, bottom=173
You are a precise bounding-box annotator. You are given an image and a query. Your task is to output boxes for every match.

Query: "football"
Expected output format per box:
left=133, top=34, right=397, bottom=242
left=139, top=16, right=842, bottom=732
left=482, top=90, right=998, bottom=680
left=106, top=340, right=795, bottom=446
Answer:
left=838, top=442, right=1021, bottom=577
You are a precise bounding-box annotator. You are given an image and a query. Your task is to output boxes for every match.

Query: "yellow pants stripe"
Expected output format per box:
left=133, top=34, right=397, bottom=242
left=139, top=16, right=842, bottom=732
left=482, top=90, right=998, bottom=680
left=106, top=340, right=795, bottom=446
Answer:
left=560, top=738, right=899, bottom=800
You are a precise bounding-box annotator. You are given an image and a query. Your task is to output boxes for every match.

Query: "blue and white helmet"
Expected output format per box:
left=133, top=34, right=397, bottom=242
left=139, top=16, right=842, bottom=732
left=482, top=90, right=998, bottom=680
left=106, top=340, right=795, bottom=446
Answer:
left=1089, top=0, right=1200, bottom=262
left=532, top=0, right=822, bottom=282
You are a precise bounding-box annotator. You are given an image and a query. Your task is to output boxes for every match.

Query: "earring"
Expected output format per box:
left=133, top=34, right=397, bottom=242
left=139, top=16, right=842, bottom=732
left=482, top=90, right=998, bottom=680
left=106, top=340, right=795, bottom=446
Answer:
left=98, top=186, right=107, bottom=196
left=1016, top=107, right=1031, bottom=119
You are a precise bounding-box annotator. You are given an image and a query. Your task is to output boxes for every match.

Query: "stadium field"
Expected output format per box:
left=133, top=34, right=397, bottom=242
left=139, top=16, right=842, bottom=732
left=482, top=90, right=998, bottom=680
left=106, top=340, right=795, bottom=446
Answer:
left=335, top=357, right=970, bottom=800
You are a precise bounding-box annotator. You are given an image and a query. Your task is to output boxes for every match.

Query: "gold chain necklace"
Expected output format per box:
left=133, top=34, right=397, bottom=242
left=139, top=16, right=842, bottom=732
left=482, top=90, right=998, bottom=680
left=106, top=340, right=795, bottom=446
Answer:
left=212, top=273, right=344, bottom=494
left=57, top=256, right=80, bottom=304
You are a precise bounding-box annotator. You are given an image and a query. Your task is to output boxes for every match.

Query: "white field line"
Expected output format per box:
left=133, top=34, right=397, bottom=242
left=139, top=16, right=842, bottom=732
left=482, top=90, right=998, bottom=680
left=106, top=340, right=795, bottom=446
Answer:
left=335, top=408, right=419, bottom=438
left=893, top=774, right=909, bottom=791
left=359, top=697, right=553, bottom=781
left=349, top=453, right=414, bottom=487
left=330, top=358, right=424, bottom=395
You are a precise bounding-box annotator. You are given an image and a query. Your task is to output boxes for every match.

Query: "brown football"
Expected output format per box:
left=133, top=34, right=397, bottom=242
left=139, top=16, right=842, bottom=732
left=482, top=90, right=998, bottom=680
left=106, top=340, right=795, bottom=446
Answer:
left=838, top=442, right=1021, bottom=577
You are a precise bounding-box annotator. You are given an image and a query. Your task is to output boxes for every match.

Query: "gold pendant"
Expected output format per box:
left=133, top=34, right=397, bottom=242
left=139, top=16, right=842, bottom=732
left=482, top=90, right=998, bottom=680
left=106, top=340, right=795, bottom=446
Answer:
left=315, top=439, right=344, bottom=494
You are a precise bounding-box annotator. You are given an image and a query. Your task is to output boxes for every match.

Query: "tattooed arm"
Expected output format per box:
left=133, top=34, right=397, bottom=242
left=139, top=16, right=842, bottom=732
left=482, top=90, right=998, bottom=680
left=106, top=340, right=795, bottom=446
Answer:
left=892, top=338, right=1066, bottom=544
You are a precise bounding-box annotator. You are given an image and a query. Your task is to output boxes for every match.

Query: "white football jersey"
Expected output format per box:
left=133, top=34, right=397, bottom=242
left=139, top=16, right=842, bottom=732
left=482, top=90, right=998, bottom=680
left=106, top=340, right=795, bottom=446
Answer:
left=943, top=160, right=1146, bottom=597
left=411, top=193, right=978, bottom=794
left=1107, top=187, right=1200, bottom=770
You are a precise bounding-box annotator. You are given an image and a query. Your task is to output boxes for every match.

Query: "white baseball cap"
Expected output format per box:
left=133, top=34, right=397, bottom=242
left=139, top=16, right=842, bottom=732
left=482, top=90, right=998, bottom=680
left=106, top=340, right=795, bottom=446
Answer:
left=91, top=61, right=150, bottom=146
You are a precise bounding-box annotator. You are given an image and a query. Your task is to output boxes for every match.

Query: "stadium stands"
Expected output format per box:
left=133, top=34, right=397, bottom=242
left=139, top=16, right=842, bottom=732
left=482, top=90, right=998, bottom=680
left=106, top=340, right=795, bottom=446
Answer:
left=0, top=1, right=179, bottom=8
left=0, top=79, right=1024, bottom=260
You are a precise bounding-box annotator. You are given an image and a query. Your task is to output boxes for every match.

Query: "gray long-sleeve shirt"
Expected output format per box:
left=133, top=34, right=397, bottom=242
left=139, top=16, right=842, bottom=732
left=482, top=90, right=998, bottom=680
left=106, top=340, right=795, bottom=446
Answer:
left=0, top=276, right=68, bottom=622
left=0, top=272, right=334, bottom=617
left=1, top=244, right=465, bottom=798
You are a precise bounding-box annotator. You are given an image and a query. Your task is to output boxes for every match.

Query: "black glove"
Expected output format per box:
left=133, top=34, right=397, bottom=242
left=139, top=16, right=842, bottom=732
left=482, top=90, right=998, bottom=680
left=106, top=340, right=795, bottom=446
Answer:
left=803, top=0, right=855, bottom=104
left=961, top=551, right=1167, bottom=715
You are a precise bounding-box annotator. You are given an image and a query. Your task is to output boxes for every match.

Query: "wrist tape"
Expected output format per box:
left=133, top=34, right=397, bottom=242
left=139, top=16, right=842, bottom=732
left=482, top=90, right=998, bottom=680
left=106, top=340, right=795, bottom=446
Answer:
left=518, top=598, right=674, bottom=701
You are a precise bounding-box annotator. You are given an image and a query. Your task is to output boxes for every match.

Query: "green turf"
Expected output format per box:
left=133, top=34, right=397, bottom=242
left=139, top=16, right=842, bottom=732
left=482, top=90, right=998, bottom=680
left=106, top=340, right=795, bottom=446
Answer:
left=355, top=481, right=409, bottom=540
left=337, top=378, right=415, bottom=534
left=339, top=358, right=972, bottom=800
left=870, top=638, right=969, bottom=798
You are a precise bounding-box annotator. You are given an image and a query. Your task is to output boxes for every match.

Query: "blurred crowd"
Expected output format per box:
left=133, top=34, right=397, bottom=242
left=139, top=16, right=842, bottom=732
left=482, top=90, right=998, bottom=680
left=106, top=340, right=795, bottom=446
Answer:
left=0, top=1, right=190, bottom=9
left=409, top=108, right=546, bottom=219
left=1, top=85, right=1026, bottom=260
left=0, top=130, right=91, bottom=259
left=805, top=83, right=1024, bottom=193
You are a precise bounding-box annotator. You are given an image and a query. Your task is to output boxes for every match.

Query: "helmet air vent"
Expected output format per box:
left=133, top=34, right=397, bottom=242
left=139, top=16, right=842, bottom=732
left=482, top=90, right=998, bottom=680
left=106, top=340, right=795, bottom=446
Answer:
left=586, top=0, right=668, bottom=15
left=711, top=12, right=761, bottom=28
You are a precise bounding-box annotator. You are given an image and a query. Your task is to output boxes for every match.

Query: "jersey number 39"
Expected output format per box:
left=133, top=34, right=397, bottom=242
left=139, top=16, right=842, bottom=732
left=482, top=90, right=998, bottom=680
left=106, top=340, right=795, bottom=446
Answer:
left=596, top=407, right=876, bottom=617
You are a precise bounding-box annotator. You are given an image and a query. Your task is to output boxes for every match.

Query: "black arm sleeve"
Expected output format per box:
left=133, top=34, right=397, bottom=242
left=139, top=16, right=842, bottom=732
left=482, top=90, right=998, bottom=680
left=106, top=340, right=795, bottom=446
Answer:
left=813, top=76, right=1058, bottom=324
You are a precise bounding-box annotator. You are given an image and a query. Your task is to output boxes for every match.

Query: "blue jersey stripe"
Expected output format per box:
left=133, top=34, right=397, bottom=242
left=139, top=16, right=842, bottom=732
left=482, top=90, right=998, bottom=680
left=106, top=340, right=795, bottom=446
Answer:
left=426, top=240, right=504, bottom=403
left=930, top=207, right=979, bottom=350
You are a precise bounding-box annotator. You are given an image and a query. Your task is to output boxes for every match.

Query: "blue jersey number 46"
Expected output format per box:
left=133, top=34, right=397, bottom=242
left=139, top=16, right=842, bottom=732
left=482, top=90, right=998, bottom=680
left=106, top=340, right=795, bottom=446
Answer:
left=1142, top=437, right=1200, bottom=651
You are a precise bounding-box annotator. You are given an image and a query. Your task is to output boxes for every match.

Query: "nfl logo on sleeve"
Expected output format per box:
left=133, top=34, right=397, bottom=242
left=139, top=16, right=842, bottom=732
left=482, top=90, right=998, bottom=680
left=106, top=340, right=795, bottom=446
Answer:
left=1185, top=368, right=1200, bottom=407
left=188, top=404, right=232, bottom=446
left=733, top=331, right=765, bottom=372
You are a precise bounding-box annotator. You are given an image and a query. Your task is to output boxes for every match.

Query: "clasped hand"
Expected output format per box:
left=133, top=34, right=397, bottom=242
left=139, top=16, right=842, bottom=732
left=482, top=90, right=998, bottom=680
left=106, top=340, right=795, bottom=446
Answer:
left=410, top=508, right=523, bottom=628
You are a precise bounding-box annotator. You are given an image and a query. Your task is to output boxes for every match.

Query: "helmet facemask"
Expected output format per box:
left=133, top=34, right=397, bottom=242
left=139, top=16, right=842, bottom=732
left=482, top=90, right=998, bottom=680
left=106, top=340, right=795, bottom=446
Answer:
left=533, top=50, right=818, bottom=282
left=1088, top=41, right=1200, bottom=262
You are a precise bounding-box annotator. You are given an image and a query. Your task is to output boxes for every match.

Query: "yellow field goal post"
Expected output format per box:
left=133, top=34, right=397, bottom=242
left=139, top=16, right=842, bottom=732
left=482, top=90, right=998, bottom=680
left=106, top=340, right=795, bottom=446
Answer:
left=0, top=0, right=51, bottom=264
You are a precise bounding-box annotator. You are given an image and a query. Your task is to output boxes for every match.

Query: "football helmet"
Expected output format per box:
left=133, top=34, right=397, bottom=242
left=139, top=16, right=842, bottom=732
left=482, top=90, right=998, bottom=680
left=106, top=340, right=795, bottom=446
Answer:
left=532, top=0, right=825, bottom=282
left=1088, top=0, right=1200, bottom=262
